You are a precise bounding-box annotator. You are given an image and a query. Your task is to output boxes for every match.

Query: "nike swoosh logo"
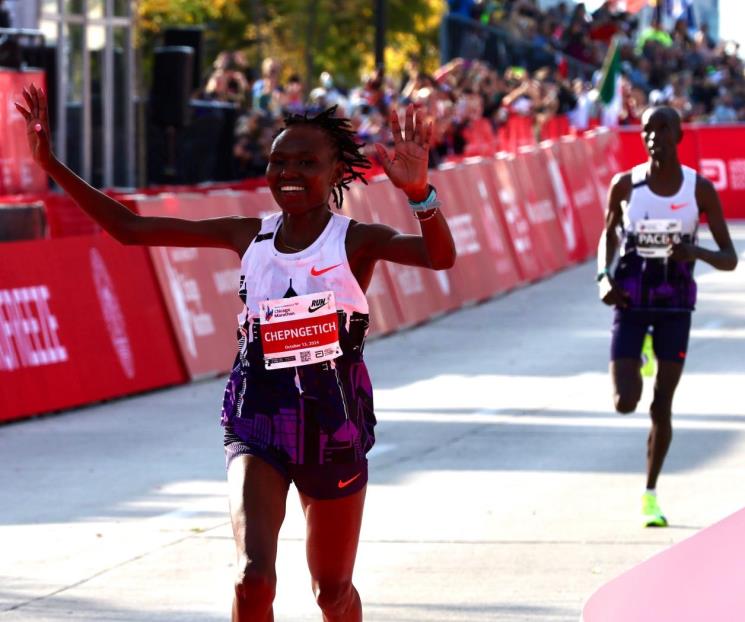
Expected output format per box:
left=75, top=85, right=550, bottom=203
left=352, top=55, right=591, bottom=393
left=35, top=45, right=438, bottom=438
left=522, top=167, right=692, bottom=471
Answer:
left=310, top=264, right=342, bottom=277
left=308, top=301, right=327, bottom=313
left=671, top=202, right=687, bottom=211
left=337, top=473, right=362, bottom=489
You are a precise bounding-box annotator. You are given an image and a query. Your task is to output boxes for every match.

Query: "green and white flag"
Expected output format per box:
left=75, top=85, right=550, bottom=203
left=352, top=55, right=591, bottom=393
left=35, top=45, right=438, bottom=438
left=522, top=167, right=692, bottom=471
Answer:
left=598, top=37, right=622, bottom=127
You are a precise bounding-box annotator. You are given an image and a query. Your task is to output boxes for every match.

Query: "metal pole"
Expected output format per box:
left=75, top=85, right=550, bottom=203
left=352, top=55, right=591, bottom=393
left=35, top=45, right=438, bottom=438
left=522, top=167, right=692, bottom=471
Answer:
left=103, top=0, right=114, bottom=187
left=82, top=0, right=92, bottom=182
left=374, top=0, right=386, bottom=70
left=56, top=0, right=66, bottom=165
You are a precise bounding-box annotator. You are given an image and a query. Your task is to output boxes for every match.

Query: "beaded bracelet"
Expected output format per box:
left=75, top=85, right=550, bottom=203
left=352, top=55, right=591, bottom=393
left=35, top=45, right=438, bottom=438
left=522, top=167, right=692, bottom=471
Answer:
left=415, top=208, right=439, bottom=222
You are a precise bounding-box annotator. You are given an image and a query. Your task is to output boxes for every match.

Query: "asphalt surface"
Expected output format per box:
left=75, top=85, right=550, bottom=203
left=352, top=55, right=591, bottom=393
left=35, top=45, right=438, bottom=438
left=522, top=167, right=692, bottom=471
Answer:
left=2, top=226, right=744, bottom=622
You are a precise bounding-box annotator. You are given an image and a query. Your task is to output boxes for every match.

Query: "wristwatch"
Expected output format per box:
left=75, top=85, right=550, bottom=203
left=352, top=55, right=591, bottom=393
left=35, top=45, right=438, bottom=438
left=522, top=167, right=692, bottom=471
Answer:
left=596, top=268, right=610, bottom=283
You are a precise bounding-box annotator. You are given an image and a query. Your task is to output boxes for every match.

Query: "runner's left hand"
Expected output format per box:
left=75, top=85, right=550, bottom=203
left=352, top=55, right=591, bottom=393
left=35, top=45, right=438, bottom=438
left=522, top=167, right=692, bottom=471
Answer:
left=374, top=104, right=431, bottom=200
left=670, top=242, right=697, bottom=262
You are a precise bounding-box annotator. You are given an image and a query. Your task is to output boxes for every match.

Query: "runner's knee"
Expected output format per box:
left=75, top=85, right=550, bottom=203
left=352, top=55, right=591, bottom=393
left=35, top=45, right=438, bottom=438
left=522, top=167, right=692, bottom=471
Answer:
left=650, top=399, right=673, bottom=427
left=614, top=393, right=639, bottom=414
left=235, top=559, right=276, bottom=610
left=313, top=578, right=354, bottom=616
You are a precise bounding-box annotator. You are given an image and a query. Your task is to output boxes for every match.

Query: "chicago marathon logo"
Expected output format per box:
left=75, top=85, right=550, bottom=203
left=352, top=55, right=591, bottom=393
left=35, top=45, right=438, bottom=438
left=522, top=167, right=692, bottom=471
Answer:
left=90, top=248, right=135, bottom=379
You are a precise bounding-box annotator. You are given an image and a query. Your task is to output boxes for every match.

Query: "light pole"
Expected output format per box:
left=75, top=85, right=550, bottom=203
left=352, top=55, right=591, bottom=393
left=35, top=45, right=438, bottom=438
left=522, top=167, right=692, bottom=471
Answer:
left=374, top=0, right=386, bottom=71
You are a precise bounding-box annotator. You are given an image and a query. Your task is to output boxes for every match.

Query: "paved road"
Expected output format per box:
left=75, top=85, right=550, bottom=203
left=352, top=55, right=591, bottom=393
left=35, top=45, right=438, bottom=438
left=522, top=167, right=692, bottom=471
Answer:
left=2, top=227, right=744, bottom=622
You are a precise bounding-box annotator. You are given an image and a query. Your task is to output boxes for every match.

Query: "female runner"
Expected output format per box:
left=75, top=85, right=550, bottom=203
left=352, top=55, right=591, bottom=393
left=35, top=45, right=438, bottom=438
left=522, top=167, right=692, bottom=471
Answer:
left=16, top=84, right=456, bottom=621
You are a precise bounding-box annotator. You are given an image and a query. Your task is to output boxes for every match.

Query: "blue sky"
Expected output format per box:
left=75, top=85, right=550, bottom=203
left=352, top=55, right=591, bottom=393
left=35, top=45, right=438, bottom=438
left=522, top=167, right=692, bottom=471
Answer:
left=719, top=0, right=743, bottom=45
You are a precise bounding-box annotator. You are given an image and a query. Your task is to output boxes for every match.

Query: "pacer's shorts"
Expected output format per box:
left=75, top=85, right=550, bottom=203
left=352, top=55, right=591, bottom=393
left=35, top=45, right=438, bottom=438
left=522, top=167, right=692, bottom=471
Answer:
left=221, top=347, right=376, bottom=500
left=611, top=308, right=692, bottom=364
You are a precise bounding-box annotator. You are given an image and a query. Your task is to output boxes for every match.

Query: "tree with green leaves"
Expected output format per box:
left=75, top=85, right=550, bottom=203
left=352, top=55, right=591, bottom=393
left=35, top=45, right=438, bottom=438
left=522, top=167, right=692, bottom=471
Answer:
left=138, top=0, right=444, bottom=91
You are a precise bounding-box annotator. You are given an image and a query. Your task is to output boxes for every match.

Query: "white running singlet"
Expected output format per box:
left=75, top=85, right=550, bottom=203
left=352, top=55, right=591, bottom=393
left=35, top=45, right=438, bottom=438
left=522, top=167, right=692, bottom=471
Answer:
left=621, top=163, right=699, bottom=255
left=237, top=212, right=369, bottom=343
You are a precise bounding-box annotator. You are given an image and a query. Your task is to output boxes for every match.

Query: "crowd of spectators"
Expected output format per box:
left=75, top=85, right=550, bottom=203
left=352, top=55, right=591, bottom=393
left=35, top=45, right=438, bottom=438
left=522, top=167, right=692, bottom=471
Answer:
left=451, top=0, right=745, bottom=125
left=198, top=1, right=745, bottom=180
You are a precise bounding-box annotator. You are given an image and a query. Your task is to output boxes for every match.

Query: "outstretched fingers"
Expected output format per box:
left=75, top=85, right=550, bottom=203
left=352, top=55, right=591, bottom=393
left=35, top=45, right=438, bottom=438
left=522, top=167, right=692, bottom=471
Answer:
left=37, top=87, right=49, bottom=127
left=390, top=108, right=403, bottom=146
left=22, top=87, right=34, bottom=113
left=14, top=101, right=32, bottom=122
left=404, top=103, right=414, bottom=142
left=374, top=143, right=393, bottom=175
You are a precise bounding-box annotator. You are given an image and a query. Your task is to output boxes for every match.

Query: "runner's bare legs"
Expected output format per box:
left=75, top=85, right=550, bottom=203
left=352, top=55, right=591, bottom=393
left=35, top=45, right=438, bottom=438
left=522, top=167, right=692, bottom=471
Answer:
left=229, top=455, right=290, bottom=622
left=301, top=487, right=366, bottom=621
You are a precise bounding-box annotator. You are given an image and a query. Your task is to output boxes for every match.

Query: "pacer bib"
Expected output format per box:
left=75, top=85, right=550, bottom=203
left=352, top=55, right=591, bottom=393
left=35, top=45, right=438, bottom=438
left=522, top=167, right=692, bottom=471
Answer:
left=634, top=219, right=683, bottom=259
left=259, top=291, right=342, bottom=369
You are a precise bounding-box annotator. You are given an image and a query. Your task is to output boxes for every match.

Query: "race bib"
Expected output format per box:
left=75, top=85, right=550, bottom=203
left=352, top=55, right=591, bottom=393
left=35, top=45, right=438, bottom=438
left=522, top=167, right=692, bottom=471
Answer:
left=259, top=291, right=342, bottom=369
left=635, top=219, right=683, bottom=259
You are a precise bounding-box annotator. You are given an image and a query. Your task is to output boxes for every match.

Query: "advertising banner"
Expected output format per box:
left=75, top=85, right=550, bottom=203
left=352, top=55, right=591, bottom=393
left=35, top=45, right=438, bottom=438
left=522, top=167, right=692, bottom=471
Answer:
left=0, top=70, right=48, bottom=195
left=0, top=234, right=185, bottom=422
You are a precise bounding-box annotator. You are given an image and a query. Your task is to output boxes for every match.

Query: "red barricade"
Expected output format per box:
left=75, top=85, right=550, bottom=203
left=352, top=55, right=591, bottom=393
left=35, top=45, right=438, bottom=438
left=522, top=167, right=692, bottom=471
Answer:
left=343, top=183, right=405, bottom=337
left=582, top=129, right=619, bottom=208
left=132, top=193, right=246, bottom=379
left=541, top=115, right=572, bottom=142
left=434, top=163, right=521, bottom=299
left=0, top=234, right=185, bottom=421
left=463, top=118, right=499, bottom=157
left=452, top=159, right=523, bottom=292
left=539, top=142, right=588, bottom=263
left=362, top=177, right=458, bottom=327
left=512, top=146, right=570, bottom=274
left=497, top=115, right=536, bottom=153
left=484, top=153, right=544, bottom=282
left=695, top=124, right=745, bottom=220
left=0, top=70, right=48, bottom=195
left=555, top=136, right=605, bottom=257
left=615, top=126, right=700, bottom=173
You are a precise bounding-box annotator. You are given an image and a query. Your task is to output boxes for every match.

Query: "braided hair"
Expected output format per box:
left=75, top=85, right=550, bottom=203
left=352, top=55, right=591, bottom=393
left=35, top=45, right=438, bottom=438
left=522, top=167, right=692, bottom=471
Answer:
left=278, top=106, right=371, bottom=209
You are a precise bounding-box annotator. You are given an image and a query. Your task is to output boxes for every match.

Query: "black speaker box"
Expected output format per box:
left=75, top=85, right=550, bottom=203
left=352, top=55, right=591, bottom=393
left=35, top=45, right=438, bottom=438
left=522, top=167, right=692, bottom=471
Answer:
left=163, top=27, right=204, bottom=91
left=151, top=46, right=194, bottom=128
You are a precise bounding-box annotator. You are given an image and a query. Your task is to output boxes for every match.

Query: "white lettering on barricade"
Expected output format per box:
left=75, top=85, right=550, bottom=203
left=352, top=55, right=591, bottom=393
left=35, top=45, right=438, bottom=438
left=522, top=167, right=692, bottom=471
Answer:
left=0, top=286, right=68, bottom=372
left=635, top=220, right=683, bottom=259
left=259, top=291, right=341, bottom=369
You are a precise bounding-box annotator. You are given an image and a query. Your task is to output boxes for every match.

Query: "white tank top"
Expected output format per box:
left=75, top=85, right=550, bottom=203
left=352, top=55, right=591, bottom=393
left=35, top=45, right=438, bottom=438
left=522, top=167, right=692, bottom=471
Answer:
left=621, top=163, right=699, bottom=255
left=237, top=212, right=369, bottom=335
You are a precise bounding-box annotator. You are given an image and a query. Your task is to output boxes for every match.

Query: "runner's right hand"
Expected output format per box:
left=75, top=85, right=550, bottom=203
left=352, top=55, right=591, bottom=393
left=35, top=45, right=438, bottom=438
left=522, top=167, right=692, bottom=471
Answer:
left=14, top=83, right=54, bottom=170
left=598, top=275, right=630, bottom=308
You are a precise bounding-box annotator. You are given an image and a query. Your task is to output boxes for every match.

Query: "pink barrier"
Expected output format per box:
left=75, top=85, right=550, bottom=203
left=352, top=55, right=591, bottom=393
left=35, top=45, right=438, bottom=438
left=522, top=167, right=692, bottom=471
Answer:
left=583, top=506, right=745, bottom=622
left=539, top=142, right=588, bottom=263
left=513, top=146, right=570, bottom=275
left=0, top=234, right=186, bottom=422
left=485, top=153, right=545, bottom=282
left=129, top=192, right=251, bottom=379
left=362, top=178, right=459, bottom=327
left=450, top=160, right=523, bottom=293
left=430, top=166, right=512, bottom=304
left=553, top=137, right=605, bottom=259
left=343, top=183, right=405, bottom=337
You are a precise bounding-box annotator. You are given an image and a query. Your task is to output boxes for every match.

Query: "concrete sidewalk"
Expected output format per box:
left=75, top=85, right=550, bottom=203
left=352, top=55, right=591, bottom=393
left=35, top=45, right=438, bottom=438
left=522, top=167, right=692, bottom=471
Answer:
left=2, top=227, right=744, bottom=621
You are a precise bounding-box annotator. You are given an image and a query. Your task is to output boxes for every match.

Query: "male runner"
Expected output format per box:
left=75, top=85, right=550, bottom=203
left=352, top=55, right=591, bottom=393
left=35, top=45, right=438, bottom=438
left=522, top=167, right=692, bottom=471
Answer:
left=597, top=106, right=737, bottom=527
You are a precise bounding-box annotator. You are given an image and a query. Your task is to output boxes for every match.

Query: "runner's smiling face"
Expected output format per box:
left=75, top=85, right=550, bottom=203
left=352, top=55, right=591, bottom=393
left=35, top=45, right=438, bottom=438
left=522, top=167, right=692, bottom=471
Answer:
left=641, top=108, right=682, bottom=163
left=266, top=125, right=343, bottom=214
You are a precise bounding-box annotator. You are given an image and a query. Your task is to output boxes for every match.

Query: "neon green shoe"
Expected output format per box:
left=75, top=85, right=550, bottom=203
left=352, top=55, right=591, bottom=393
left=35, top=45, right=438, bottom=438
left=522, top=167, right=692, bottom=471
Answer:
left=642, top=492, right=668, bottom=527
left=640, top=332, right=656, bottom=378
